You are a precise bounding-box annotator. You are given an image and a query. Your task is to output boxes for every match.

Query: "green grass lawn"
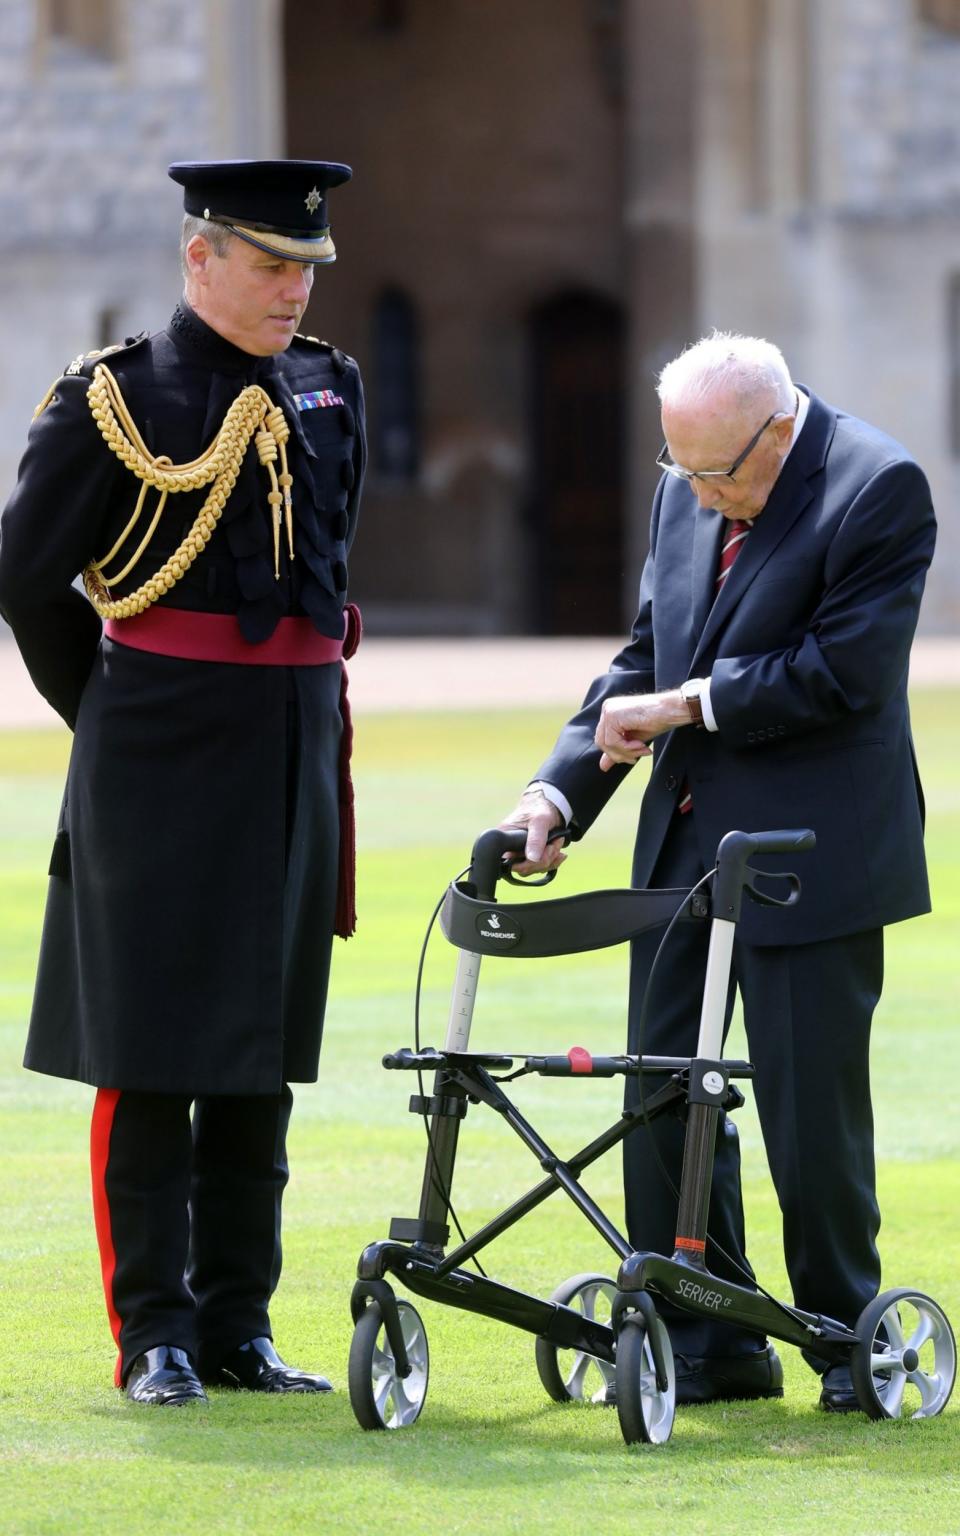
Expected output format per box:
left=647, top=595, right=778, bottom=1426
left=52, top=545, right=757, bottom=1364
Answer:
left=1, top=696, right=958, bottom=1535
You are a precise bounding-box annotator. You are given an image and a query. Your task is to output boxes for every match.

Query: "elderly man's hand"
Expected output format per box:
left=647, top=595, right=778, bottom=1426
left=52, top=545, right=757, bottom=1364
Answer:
left=594, top=690, right=689, bottom=771
left=498, top=786, right=567, bottom=875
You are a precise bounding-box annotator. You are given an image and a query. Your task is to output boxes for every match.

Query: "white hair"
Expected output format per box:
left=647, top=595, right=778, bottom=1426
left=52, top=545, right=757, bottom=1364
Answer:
left=179, top=214, right=235, bottom=279
left=657, top=331, right=795, bottom=415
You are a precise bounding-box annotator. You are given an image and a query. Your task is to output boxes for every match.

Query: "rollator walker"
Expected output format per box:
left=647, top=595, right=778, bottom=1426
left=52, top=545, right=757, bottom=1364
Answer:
left=348, top=826, right=956, bottom=1444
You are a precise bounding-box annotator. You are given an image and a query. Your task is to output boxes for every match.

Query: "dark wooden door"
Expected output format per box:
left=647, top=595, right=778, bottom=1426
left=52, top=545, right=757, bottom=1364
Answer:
left=529, top=292, right=625, bottom=634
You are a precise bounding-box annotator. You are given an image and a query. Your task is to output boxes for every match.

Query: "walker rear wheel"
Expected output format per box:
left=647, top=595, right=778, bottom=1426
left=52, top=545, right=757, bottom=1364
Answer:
left=534, top=1273, right=617, bottom=1404
left=615, top=1308, right=676, bottom=1445
left=852, top=1288, right=956, bottom=1420
left=348, top=1298, right=429, bottom=1430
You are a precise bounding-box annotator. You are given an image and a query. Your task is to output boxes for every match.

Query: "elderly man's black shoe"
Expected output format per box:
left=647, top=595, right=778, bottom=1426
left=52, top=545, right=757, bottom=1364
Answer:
left=675, top=1344, right=784, bottom=1405
left=211, top=1336, right=333, bottom=1393
left=124, top=1346, right=208, bottom=1406
left=819, top=1364, right=861, bottom=1413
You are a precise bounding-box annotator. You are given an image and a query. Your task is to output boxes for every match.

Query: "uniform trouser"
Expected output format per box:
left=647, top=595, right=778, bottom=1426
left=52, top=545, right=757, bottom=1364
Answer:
left=624, top=811, right=883, bottom=1369
left=90, top=1086, right=293, bottom=1385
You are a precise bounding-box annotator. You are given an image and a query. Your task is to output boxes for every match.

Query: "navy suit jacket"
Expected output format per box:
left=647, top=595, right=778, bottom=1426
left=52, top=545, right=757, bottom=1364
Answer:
left=537, top=390, right=936, bottom=945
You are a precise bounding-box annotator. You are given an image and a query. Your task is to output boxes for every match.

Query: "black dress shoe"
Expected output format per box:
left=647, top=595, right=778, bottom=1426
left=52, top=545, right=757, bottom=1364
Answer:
left=124, top=1346, right=208, bottom=1406
left=675, top=1343, right=784, bottom=1405
left=211, top=1337, right=333, bottom=1394
left=819, top=1364, right=861, bottom=1413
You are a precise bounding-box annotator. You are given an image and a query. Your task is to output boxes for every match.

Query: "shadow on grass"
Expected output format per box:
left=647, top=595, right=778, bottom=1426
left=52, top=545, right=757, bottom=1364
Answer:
left=84, top=1387, right=958, bottom=1488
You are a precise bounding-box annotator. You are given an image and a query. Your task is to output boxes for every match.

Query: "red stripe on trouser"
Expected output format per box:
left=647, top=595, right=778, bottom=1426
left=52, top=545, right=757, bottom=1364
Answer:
left=90, top=1088, right=124, bottom=1386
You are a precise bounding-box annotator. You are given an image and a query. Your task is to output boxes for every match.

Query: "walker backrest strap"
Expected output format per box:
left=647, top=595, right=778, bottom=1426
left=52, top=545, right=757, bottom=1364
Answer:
left=440, top=882, right=710, bottom=960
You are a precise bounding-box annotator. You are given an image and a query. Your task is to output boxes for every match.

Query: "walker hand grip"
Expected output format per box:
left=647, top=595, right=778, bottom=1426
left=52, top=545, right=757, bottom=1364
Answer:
left=470, top=829, right=527, bottom=900
left=742, top=829, right=816, bottom=857
left=469, top=826, right=568, bottom=900
left=713, top=828, right=815, bottom=922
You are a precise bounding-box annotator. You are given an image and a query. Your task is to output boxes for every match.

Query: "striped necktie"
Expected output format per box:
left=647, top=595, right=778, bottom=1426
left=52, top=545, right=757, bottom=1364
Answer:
left=715, top=518, right=752, bottom=593
left=677, top=517, right=754, bottom=817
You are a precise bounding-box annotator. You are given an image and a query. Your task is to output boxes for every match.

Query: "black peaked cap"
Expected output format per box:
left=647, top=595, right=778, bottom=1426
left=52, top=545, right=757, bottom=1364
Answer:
left=169, top=159, right=353, bottom=264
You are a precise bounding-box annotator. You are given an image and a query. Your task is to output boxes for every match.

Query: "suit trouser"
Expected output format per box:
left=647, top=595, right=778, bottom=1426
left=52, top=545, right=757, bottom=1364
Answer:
left=90, top=1086, right=293, bottom=1385
left=624, top=810, right=883, bottom=1368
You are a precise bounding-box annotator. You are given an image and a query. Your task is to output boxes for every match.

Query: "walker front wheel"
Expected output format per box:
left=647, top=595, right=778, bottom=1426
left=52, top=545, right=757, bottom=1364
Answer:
left=348, top=1298, right=429, bottom=1429
left=852, top=1288, right=956, bottom=1420
left=534, top=1273, right=618, bottom=1404
left=616, top=1308, right=676, bottom=1445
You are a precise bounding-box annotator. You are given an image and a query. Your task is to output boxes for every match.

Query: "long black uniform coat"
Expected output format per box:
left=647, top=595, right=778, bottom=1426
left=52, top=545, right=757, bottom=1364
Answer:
left=0, top=303, right=365, bottom=1094
left=536, top=390, right=935, bottom=945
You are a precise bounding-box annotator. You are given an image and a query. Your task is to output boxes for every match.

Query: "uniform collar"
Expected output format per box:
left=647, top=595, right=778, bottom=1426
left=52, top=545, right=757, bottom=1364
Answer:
left=166, top=299, right=267, bottom=377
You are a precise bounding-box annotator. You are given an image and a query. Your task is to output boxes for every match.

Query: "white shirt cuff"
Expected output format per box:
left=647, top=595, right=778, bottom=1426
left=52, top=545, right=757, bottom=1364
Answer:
left=699, top=678, right=718, bottom=732
left=530, top=780, right=574, bottom=824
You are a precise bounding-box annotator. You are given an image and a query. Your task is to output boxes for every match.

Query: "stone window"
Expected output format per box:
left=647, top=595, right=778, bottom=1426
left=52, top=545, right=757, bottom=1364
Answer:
left=39, top=0, right=118, bottom=62
left=373, top=289, right=420, bottom=482
left=918, top=0, right=960, bottom=33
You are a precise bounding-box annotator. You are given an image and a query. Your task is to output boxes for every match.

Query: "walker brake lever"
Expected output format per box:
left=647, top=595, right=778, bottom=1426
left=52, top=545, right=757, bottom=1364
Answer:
left=500, top=825, right=572, bottom=888
left=742, top=866, right=802, bottom=908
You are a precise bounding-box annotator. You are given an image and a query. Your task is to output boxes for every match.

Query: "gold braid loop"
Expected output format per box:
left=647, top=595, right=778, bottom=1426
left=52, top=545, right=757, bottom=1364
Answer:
left=82, top=362, right=295, bottom=619
left=258, top=404, right=294, bottom=572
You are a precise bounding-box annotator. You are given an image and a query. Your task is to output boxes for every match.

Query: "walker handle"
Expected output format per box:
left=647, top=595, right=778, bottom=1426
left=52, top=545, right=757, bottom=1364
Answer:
left=713, top=828, right=815, bottom=922
left=469, top=826, right=568, bottom=901
left=741, top=829, right=816, bottom=857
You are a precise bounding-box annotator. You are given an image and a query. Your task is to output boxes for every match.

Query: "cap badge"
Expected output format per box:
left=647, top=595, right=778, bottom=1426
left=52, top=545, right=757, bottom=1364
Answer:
left=304, top=186, right=322, bottom=214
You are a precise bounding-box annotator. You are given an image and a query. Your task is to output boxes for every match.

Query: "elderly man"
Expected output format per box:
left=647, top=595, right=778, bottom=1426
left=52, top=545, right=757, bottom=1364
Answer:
left=504, top=333, right=934, bottom=1412
left=0, top=160, right=365, bottom=1405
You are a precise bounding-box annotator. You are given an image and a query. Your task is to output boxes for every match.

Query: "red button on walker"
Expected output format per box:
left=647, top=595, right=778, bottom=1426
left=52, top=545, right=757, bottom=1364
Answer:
left=567, top=1046, right=593, bottom=1074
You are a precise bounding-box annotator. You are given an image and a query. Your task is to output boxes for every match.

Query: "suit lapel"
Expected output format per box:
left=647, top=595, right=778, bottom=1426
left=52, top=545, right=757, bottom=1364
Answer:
left=691, top=501, right=725, bottom=643
left=690, top=390, right=836, bottom=668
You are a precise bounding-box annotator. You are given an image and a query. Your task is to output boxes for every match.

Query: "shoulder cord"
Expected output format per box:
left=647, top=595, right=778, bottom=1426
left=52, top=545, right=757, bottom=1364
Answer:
left=79, top=362, right=294, bottom=620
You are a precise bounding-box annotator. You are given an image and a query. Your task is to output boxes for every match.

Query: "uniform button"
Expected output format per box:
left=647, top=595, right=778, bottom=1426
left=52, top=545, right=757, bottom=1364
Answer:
left=665, top=774, right=678, bottom=791
left=746, top=732, right=756, bottom=744
left=332, top=559, right=348, bottom=591
left=331, top=510, right=349, bottom=541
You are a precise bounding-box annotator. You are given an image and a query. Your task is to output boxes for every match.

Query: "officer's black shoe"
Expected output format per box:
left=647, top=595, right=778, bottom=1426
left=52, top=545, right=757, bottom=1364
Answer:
left=211, top=1337, right=333, bottom=1394
left=124, top=1346, right=208, bottom=1406
left=818, top=1364, right=861, bottom=1413
left=674, top=1343, right=784, bottom=1405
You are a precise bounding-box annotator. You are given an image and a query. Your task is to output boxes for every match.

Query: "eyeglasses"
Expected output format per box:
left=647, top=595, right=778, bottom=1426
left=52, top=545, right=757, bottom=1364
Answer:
left=656, top=408, right=791, bottom=484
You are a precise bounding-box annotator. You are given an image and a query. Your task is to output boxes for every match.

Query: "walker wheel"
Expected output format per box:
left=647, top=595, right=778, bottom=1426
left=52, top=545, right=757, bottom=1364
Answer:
left=616, top=1306, right=676, bottom=1445
left=534, top=1273, right=618, bottom=1404
left=852, top=1287, right=956, bottom=1420
left=348, top=1297, right=429, bottom=1430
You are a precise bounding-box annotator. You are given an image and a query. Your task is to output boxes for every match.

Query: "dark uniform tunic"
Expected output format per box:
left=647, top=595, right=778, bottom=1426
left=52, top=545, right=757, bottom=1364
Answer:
left=0, top=302, right=366, bottom=1096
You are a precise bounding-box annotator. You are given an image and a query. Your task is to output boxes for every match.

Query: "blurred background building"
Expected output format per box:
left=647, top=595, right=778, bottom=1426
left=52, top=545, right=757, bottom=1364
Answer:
left=1, top=0, right=958, bottom=635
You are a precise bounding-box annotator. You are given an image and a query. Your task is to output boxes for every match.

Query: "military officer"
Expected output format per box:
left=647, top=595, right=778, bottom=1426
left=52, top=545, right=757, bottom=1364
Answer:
left=0, top=160, right=366, bottom=1406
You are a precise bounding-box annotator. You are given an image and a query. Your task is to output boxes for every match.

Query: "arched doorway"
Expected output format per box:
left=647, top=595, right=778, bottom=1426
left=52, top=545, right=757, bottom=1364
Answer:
left=528, top=291, right=625, bottom=634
